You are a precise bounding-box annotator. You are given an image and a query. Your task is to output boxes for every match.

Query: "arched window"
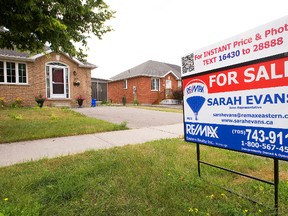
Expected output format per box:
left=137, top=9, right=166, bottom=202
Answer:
left=46, top=62, right=70, bottom=99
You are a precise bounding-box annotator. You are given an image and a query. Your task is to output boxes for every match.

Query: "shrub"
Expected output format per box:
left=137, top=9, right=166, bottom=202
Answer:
left=101, top=100, right=110, bottom=105
left=133, top=99, right=139, bottom=106
left=172, top=89, right=183, bottom=103
left=122, top=96, right=126, bottom=106
left=0, top=97, right=6, bottom=109
left=10, top=97, right=23, bottom=108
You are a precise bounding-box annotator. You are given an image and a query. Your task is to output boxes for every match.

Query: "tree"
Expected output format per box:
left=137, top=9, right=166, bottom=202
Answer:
left=0, top=0, right=115, bottom=61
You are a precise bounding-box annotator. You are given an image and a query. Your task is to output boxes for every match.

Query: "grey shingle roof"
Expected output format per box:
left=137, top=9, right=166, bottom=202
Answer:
left=0, top=47, right=96, bottom=68
left=0, top=48, right=31, bottom=58
left=110, top=60, right=181, bottom=81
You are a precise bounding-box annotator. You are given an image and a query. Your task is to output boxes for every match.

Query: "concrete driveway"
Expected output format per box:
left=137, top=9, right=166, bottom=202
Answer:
left=74, top=106, right=183, bottom=128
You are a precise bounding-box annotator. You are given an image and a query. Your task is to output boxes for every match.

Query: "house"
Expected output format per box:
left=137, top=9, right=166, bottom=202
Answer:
left=91, top=77, right=108, bottom=102
left=108, top=60, right=181, bottom=104
left=0, top=48, right=96, bottom=107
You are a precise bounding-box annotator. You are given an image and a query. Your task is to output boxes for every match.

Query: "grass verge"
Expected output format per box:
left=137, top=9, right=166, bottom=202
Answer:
left=0, top=138, right=287, bottom=215
left=0, top=107, right=128, bottom=144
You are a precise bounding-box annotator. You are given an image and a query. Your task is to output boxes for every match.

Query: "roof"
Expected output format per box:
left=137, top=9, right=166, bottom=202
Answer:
left=92, top=77, right=109, bottom=82
left=0, top=48, right=97, bottom=69
left=110, top=60, right=181, bottom=81
left=0, top=48, right=31, bottom=59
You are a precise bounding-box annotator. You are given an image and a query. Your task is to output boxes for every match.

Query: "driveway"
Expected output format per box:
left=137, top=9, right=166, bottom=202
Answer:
left=74, top=106, right=183, bottom=129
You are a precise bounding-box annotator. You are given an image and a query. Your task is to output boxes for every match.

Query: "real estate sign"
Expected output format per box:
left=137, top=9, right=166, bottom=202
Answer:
left=182, top=15, right=288, bottom=161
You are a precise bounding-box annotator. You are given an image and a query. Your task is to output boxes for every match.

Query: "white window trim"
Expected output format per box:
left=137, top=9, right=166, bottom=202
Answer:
left=151, top=78, right=160, bottom=91
left=0, top=61, right=28, bottom=85
left=123, top=79, right=128, bottom=89
left=178, top=80, right=182, bottom=88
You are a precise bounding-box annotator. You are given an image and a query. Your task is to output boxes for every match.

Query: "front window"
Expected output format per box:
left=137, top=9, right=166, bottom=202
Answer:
left=6, top=62, right=16, bottom=83
left=151, top=78, right=160, bottom=91
left=0, top=61, right=27, bottom=84
left=18, top=63, right=27, bottom=83
left=46, top=62, right=70, bottom=99
left=178, top=80, right=182, bottom=88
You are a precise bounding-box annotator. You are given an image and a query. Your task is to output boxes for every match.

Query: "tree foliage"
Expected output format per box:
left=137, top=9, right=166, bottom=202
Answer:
left=0, top=0, right=115, bottom=61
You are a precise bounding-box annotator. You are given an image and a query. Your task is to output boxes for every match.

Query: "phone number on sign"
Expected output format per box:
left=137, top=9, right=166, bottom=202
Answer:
left=241, top=141, right=288, bottom=153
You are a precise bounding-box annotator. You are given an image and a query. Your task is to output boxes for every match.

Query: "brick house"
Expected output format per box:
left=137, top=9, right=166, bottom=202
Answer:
left=0, top=48, right=96, bottom=107
left=108, top=60, right=181, bottom=104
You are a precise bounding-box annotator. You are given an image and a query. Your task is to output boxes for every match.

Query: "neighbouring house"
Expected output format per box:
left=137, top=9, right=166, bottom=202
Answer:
left=108, top=60, right=182, bottom=104
left=0, top=48, right=96, bottom=107
left=91, top=77, right=108, bottom=102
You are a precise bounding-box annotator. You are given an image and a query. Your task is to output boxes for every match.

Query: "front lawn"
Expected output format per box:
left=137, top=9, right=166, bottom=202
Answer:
left=0, top=107, right=127, bottom=144
left=0, top=139, right=288, bottom=215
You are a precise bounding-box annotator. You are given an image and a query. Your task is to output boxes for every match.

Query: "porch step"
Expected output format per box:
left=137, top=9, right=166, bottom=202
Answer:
left=52, top=102, right=71, bottom=108
left=160, top=99, right=179, bottom=105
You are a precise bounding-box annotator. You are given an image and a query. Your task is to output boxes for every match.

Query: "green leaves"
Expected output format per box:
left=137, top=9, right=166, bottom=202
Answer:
left=0, top=0, right=115, bottom=61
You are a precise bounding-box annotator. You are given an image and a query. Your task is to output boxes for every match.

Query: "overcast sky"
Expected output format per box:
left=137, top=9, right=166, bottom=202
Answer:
left=86, top=0, right=288, bottom=79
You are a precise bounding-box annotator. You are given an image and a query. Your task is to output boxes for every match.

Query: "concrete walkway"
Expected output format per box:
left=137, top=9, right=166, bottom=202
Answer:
left=0, top=123, right=183, bottom=167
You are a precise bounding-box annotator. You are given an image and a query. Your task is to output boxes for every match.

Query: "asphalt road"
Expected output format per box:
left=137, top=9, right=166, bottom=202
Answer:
left=74, top=106, right=183, bottom=129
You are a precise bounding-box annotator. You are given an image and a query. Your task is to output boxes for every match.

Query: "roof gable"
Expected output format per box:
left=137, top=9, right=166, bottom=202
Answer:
left=110, top=60, right=181, bottom=81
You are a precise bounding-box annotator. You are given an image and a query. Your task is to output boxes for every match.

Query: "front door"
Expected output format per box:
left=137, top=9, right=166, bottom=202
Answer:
left=51, top=67, right=65, bottom=98
left=165, top=79, right=172, bottom=98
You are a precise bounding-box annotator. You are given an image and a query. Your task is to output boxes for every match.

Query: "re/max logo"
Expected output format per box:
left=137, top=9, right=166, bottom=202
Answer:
left=186, top=85, right=204, bottom=94
left=186, top=124, right=219, bottom=138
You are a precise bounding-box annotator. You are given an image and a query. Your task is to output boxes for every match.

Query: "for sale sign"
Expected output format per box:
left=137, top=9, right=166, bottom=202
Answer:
left=182, top=15, right=288, bottom=77
left=182, top=16, right=288, bottom=161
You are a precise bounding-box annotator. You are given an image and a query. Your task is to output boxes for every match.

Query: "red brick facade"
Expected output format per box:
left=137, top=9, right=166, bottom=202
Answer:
left=108, top=72, right=180, bottom=104
left=0, top=52, right=93, bottom=107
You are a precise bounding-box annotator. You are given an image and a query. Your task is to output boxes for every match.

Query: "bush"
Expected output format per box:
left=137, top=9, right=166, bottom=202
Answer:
left=172, top=89, right=183, bottom=103
left=10, top=97, right=23, bottom=108
left=133, top=99, right=139, bottom=106
left=0, top=97, right=6, bottom=109
left=122, top=96, right=126, bottom=106
left=101, top=100, right=111, bottom=105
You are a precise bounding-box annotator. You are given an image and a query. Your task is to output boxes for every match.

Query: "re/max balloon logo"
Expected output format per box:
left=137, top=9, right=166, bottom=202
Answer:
left=185, top=79, right=208, bottom=120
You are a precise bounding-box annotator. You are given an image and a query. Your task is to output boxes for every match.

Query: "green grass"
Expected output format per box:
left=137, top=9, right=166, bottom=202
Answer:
left=1, top=139, right=288, bottom=215
left=0, top=107, right=128, bottom=144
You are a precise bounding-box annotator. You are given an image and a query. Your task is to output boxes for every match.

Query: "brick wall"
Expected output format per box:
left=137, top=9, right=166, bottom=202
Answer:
left=0, top=52, right=92, bottom=107
left=108, top=73, right=180, bottom=104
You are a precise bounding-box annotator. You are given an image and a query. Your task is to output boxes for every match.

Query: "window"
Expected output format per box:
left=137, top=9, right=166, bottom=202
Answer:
left=0, top=62, right=4, bottom=82
left=151, top=78, right=160, bottom=91
left=123, top=79, right=127, bottom=89
left=0, top=61, right=27, bottom=84
left=178, top=80, right=182, bottom=88
left=18, top=64, right=27, bottom=83
left=7, top=62, right=16, bottom=83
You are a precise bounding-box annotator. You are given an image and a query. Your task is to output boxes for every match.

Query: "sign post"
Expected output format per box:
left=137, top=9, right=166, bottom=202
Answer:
left=182, top=15, right=288, bottom=213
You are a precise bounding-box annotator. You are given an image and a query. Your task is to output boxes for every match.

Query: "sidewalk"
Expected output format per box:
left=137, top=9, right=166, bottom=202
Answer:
left=0, top=123, right=183, bottom=167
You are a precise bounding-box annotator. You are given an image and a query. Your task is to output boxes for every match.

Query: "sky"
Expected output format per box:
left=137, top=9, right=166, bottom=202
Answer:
left=87, top=0, right=288, bottom=80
